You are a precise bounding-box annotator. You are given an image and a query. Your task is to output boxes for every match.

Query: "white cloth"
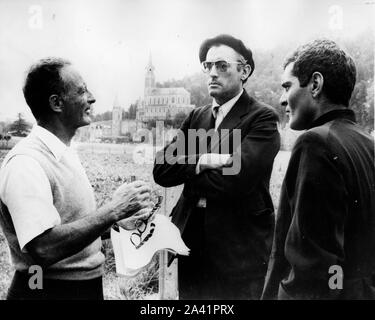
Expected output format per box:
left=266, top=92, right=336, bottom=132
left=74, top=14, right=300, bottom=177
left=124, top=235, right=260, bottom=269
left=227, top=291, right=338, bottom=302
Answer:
left=111, top=214, right=190, bottom=276
left=0, top=125, right=80, bottom=251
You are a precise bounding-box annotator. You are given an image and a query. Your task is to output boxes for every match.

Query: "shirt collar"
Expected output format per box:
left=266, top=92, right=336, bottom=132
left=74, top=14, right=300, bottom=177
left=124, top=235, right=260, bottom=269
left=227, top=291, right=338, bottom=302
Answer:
left=308, top=108, right=356, bottom=129
left=30, top=125, right=68, bottom=161
left=212, top=89, right=244, bottom=118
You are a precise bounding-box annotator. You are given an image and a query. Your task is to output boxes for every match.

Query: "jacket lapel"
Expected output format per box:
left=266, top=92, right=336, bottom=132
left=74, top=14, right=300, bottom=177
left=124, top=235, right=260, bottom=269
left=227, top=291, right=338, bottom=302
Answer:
left=210, top=91, right=253, bottom=152
left=217, top=90, right=253, bottom=131
left=200, top=105, right=216, bottom=131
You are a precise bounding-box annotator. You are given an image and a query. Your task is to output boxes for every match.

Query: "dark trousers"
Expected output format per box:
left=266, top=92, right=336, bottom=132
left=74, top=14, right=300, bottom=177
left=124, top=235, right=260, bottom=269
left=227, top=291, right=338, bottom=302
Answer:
left=178, top=207, right=264, bottom=300
left=7, top=271, right=104, bottom=300
left=178, top=207, right=207, bottom=299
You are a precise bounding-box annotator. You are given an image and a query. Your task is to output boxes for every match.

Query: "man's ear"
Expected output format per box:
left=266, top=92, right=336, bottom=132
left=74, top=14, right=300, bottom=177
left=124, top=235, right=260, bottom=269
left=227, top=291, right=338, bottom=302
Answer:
left=241, top=64, right=251, bottom=81
left=49, top=94, right=63, bottom=113
left=310, top=72, right=324, bottom=99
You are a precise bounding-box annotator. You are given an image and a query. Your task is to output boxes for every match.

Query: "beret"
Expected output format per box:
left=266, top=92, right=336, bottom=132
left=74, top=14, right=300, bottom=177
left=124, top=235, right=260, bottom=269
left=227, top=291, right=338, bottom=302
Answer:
left=199, top=34, right=255, bottom=77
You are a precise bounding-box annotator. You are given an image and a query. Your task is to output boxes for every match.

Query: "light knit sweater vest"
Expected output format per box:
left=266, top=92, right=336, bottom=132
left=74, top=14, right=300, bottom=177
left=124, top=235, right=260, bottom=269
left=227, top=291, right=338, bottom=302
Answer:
left=0, top=134, right=105, bottom=280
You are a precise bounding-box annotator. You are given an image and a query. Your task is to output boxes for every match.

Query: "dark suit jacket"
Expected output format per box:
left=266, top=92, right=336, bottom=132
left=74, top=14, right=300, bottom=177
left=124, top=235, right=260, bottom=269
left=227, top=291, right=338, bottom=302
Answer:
left=153, top=90, right=280, bottom=286
left=262, top=109, right=375, bottom=300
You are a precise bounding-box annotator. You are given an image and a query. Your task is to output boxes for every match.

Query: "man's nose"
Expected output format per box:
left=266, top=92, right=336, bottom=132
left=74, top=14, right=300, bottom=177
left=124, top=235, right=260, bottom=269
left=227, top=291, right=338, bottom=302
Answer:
left=279, top=93, right=287, bottom=107
left=88, top=90, right=96, bottom=104
left=209, top=65, right=219, bottom=78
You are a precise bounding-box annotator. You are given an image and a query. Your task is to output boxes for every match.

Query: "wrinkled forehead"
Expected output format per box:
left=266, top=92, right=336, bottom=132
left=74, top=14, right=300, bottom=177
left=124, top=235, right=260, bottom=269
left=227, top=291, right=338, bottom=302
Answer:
left=206, top=44, right=243, bottom=62
left=60, top=65, right=85, bottom=88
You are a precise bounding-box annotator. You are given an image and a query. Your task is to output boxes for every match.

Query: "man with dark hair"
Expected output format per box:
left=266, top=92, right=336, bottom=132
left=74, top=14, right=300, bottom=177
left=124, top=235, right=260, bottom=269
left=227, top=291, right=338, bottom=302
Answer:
left=0, top=57, right=152, bottom=300
left=153, top=34, right=280, bottom=299
left=262, top=39, right=375, bottom=299
left=22, top=58, right=72, bottom=121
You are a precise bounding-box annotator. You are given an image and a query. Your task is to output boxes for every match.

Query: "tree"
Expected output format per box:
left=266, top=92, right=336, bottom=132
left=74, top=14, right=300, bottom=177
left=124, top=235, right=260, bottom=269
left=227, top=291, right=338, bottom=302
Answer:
left=165, top=110, right=173, bottom=127
left=93, top=110, right=112, bottom=122
left=127, top=104, right=137, bottom=119
left=146, top=119, right=157, bottom=130
left=0, top=134, right=11, bottom=148
left=8, top=113, right=32, bottom=137
left=173, top=112, right=187, bottom=128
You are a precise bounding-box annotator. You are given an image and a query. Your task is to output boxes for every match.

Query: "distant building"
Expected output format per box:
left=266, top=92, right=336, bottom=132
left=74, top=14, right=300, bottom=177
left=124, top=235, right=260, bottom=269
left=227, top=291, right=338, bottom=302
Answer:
left=75, top=95, right=144, bottom=143
left=136, top=54, right=195, bottom=122
left=75, top=54, right=194, bottom=142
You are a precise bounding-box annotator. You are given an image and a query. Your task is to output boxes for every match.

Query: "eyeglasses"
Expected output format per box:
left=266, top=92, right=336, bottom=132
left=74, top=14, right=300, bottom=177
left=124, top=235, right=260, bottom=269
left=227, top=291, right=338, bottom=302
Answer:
left=130, top=195, right=163, bottom=249
left=201, top=60, right=247, bottom=73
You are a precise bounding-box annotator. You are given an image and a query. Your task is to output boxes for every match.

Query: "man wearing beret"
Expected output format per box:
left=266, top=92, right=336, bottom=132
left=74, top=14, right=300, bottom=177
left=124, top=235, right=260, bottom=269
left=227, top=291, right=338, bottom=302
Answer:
left=153, top=34, right=280, bottom=299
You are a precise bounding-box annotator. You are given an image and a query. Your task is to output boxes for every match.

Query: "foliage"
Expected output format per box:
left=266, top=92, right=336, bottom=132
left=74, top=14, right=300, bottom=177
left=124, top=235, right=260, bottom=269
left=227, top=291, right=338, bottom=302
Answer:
left=7, top=113, right=32, bottom=137
left=0, top=134, right=11, bottom=141
left=124, top=104, right=138, bottom=120
left=93, top=110, right=112, bottom=122
left=165, top=110, right=173, bottom=127
left=156, top=31, right=373, bottom=131
left=93, top=104, right=138, bottom=123
left=0, top=134, right=12, bottom=150
left=172, top=112, right=187, bottom=128
left=146, top=119, right=157, bottom=130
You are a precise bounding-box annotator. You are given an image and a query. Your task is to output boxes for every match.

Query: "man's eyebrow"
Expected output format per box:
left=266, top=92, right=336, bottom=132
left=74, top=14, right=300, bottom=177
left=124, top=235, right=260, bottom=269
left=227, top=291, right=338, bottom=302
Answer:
left=281, top=81, right=291, bottom=88
left=78, top=83, right=87, bottom=92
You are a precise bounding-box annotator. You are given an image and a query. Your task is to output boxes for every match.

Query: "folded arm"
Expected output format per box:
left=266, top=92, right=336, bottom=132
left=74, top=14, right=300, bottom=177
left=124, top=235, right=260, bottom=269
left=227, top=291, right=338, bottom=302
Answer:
left=188, top=109, right=280, bottom=199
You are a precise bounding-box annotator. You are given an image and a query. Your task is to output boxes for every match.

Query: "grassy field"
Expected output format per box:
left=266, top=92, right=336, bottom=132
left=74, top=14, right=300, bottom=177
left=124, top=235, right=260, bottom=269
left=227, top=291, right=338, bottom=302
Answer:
left=0, top=145, right=290, bottom=300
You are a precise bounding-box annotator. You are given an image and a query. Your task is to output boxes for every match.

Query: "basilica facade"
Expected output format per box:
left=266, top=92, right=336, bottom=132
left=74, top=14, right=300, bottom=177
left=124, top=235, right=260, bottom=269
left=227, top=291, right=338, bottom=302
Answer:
left=76, top=55, right=194, bottom=142
left=136, top=55, right=195, bottom=122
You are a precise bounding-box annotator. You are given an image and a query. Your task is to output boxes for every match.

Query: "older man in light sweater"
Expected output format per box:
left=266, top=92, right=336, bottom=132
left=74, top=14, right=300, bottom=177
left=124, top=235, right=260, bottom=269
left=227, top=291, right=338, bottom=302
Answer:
left=0, top=58, right=152, bottom=300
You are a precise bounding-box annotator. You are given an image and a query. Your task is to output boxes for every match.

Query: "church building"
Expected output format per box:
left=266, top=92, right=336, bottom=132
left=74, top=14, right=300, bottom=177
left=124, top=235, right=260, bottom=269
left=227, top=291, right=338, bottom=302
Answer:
left=75, top=55, right=194, bottom=142
left=136, top=54, right=195, bottom=122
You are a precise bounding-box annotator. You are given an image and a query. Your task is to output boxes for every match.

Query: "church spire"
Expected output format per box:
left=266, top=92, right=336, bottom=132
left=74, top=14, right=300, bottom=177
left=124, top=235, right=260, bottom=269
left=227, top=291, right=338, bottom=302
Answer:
left=147, top=52, right=154, bottom=72
left=145, top=51, right=155, bottom=95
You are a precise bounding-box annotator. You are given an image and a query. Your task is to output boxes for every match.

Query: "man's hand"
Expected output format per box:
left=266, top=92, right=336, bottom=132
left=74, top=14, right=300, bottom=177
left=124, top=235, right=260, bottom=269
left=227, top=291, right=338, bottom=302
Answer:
left=198, top=153, right=233, bottom=173
left=25, top=180, right=153, bottom=267
left=108, top=180, right=152, bottom=222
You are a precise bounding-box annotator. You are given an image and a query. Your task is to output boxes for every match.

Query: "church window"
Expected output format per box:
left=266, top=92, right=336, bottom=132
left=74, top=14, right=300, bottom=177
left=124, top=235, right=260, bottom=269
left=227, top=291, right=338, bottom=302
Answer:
left=172, top=97, right=175, bottom=103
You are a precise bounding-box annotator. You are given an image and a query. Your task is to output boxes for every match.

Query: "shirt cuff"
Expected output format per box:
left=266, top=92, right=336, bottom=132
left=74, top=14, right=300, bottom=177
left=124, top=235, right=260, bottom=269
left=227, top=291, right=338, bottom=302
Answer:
left=196, top=155, right=204, bottom=174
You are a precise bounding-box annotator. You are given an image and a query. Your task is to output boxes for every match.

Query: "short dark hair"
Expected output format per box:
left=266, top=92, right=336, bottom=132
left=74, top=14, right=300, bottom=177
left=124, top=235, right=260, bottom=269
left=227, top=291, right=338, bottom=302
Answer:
left=23, top=57, right=72, bottom=120
left=284, top=39, right=356, bottom=107
left=199, top=34, right=255, bottom=82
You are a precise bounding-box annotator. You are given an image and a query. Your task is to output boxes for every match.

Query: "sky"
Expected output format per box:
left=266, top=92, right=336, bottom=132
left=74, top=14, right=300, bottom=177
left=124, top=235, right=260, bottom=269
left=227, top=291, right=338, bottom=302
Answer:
left=0, top=0, right=374, bottom=122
